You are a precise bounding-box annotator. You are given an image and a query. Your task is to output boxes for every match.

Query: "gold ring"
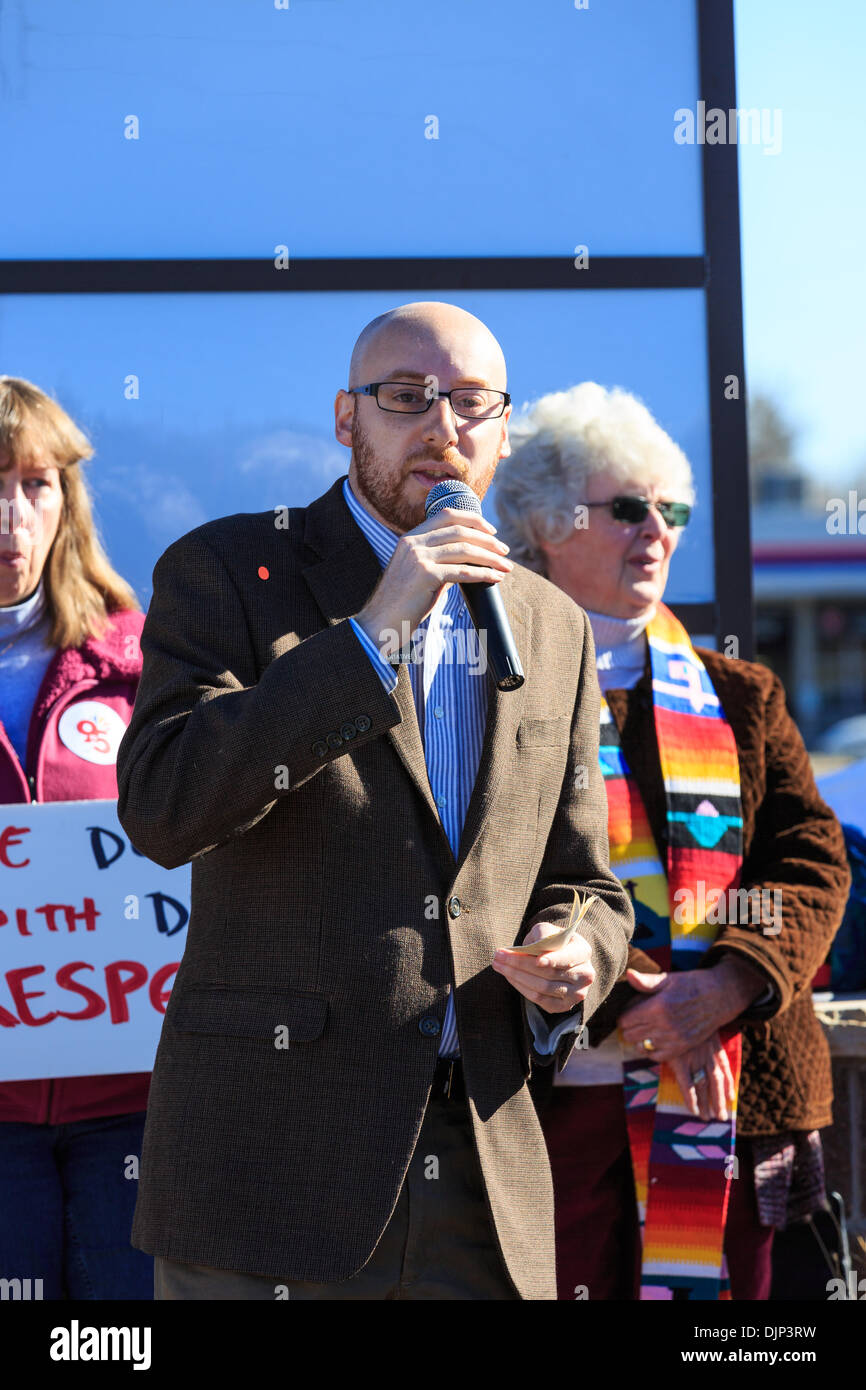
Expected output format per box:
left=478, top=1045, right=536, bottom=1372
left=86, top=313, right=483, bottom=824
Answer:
left=641, top=1038, right=655, bottom=1052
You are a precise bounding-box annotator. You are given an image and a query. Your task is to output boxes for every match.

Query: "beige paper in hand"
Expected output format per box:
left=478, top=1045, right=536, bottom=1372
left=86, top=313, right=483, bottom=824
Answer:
left=509, top=887, right=598, bottom=956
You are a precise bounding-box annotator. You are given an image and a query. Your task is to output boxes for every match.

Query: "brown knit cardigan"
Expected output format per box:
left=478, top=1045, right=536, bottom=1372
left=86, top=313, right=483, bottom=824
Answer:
left=560, top=647, right=851, bottom=1137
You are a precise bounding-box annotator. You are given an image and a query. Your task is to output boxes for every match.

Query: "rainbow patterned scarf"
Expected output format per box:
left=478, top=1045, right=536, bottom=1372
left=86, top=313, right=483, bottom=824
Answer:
left=598, top=602, right=744, bottom=1300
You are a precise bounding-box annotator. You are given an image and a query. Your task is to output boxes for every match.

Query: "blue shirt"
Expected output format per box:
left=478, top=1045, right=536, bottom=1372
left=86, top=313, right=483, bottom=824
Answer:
left=0, top=577, right=55, bottom=769
left=342, top=477, right=580, bottom=1059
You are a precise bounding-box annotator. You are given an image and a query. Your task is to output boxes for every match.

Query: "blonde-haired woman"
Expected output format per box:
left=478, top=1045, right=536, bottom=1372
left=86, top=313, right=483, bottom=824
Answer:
left=0, top=377, right=152, bottom=1298
left=499, top=383, right=850, bottom=1300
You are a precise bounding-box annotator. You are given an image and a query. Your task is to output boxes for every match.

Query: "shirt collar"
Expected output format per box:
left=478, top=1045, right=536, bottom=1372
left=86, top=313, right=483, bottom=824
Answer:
left=342, top=475, right=460, bottom=620
left=0, top=574, right=48, bottom=634
left=342, top=475, right=400, bottom=571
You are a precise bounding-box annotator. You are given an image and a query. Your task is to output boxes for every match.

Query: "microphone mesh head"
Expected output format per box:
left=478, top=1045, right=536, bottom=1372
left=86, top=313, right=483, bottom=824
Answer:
left=424, top=479, right=482, bottom=518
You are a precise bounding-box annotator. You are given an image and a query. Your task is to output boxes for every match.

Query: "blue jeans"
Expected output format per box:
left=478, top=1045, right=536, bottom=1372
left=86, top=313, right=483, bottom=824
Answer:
left=0, top=1111, right=153, bottom=1299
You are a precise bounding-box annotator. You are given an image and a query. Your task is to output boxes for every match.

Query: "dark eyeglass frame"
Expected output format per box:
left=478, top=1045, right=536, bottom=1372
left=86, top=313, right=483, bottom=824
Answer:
left=349, top=381, right=511, bottom=419
left=579, top=495, right=692, bottom=528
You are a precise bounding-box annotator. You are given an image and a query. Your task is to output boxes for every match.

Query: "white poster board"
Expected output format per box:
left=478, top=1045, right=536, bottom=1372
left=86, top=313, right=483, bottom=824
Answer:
left=0, top=799, right=190, bottom=1082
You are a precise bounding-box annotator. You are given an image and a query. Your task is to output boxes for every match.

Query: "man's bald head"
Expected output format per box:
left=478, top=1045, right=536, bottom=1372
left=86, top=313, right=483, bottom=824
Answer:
left=348, top=301, right=507, bottom=391
left=335, top=300, right=511, bottom=533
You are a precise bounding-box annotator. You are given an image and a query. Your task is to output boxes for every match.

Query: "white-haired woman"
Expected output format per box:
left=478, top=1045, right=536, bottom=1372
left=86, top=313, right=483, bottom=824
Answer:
left=497, top=383, right=849, bottom=1301
left=0, top=377, right=152, bottom=1298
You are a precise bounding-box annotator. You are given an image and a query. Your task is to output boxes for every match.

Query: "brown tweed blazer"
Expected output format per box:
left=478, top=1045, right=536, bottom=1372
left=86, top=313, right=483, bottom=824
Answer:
left=115, top=475, right=634, bottom=1299
left=533, top=649, right=851, bottom=1137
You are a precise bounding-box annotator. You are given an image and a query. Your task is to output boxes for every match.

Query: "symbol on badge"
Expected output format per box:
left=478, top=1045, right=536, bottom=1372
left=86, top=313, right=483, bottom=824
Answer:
left=57, top=700, right=128, bottom=765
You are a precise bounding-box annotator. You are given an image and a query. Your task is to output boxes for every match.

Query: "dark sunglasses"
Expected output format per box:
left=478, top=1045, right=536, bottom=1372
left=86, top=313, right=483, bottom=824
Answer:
left=580, top=495, right=692, bottom=528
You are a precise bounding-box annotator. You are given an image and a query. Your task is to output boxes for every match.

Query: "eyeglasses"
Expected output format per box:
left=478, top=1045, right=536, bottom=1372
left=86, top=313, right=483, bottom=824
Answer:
left=349, top=381, right=510, bottom=419
left=579, top=495, right=692, bottom=528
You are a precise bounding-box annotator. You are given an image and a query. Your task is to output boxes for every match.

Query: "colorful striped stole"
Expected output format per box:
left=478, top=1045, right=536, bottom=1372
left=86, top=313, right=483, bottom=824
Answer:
left=599, top=602, right=744, bottom=1300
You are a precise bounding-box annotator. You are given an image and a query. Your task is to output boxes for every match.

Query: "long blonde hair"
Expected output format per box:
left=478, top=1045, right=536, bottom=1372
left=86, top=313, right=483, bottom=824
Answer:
left=0, top=376, right=141, bottom=650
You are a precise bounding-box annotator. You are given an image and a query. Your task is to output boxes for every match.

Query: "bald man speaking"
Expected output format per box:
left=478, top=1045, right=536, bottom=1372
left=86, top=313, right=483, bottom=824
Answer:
left=117, top=301, right=633, bottom=1301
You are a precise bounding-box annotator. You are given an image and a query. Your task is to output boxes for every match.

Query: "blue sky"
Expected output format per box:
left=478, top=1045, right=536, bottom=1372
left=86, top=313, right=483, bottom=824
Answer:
left=735, top=0, right=866, bottom=489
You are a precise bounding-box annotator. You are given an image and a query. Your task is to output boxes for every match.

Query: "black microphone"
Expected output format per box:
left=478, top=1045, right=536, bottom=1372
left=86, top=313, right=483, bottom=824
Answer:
left=424, top=479, right=525, bottom=692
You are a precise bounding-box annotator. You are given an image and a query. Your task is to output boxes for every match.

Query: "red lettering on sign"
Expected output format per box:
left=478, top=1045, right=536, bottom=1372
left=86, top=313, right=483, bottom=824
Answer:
left=55, top=961, right=108, bottom=1021
left=37, top=899, right=100, bottom=933
left=0, top=900, right=102, bottom=935
left=2, top=960, right=180, bottom=1026
left=0, top=825, right=31, bottom=869
left=0, top=907, right=33, bottom=935
left=6, top=965, right=57, bottom=1026
left=104, top=959, right=149, bottom=1023
left=149, top=962, right=178, bottom=1013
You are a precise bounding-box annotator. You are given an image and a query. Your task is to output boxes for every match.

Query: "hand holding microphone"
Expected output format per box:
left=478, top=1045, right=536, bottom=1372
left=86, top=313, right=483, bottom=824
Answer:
left=424, top=480, right=525, bottom=690
left=354, top=481, right=517, bottom=680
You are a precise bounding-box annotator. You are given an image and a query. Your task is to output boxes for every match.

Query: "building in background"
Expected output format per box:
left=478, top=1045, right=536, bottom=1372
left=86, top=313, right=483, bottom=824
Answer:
left=748, top=394, right=866, bottom=750
left=753, top=507, right=866, bottom=749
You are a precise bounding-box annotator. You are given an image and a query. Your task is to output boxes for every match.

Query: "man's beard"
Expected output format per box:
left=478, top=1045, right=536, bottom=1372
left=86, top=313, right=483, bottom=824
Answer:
left=350, top=413, right=498, bottom=533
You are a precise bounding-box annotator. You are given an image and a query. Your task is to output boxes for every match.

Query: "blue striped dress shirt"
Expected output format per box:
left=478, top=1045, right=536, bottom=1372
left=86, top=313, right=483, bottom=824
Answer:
left=343, top=476, right=579, bottom=1059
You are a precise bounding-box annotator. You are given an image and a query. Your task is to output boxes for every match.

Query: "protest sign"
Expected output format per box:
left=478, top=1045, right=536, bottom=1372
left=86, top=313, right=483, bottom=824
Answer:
left=0, top=799, right=189, bottom=1081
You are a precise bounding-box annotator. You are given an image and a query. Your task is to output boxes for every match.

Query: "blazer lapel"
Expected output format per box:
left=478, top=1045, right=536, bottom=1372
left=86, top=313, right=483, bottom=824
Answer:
left=454, top=586, right=530, bottom=873
left=300, top=477, right=531, bottom=872
left=300, top=479, right=449, bottom=849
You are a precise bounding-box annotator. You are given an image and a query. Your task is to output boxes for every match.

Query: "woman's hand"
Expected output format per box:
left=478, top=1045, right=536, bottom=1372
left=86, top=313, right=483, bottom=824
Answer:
left=617, top=957, right=768, bottom=1061
left=666, top=1032, right=736, bottom=1122
left=617, top=967, right=726, bottom=1059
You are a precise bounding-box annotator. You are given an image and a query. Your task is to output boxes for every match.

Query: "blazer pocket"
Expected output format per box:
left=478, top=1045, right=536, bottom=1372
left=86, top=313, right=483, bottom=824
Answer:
left=516, top=715, right=571, bottom=747
left=170, top=988, right=328, bottom=1042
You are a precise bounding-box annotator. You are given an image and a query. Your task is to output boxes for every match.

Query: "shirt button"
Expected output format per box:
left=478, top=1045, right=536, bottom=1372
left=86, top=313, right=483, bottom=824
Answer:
left=326, top=731, right=343, bottom=749
left=436, top=794, right=447, bottom=808
left=433, top=706, right=444, bottom=719
left=311, top=740, right=328, bottom=758
left=340, top=721, right=357, bottom=740
left=355, top=714, right=371, bottom=732
left=448, top=896, right=461, bottom=919
left=419, top=1016, right=441, bottom=1037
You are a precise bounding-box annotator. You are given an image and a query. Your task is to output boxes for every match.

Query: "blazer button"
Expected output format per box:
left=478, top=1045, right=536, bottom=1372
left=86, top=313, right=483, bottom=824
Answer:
left=340, top=721, right=357, bottom=740
left=326, top=731, right=343, bottom=749
left=448, top=896, right=461, bottom=919
left=311, top=740, right=328, bottom=758
left=419, top=1016, right=441, bottom=1037
left=355, top=714, right=372, bottom=732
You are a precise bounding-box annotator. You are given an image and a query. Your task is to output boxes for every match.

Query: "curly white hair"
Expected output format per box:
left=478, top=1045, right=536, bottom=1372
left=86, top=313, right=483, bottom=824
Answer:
left=495, top=382, right=695, bottom=574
